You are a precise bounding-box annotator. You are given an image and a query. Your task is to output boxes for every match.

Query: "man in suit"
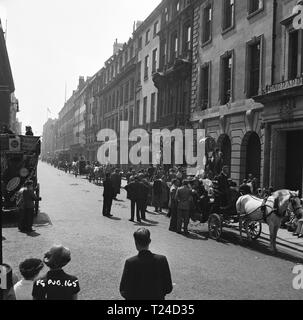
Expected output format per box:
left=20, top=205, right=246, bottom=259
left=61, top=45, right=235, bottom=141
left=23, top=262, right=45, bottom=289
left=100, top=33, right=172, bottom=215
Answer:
left=102, top=173, right=114, bottom=217
left=111, top=168, right=122, bottom=200
left=119, top=228, right=173, bottom=300
left=175, top=180, right=192, bottom=235
left=125, top=176, right=140, bottom=222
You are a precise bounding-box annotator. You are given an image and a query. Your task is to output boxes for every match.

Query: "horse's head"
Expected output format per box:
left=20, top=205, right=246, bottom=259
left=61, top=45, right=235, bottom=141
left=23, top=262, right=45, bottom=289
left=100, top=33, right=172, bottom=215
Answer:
left=271, top=190, right=302, bottom=217
left=288, top=190, right=303, bottom=218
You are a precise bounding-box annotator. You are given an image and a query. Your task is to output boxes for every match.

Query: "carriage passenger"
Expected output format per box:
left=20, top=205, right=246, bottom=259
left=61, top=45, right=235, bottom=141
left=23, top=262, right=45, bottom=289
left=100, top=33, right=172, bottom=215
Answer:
left=220, top=181, right=240, bottom=216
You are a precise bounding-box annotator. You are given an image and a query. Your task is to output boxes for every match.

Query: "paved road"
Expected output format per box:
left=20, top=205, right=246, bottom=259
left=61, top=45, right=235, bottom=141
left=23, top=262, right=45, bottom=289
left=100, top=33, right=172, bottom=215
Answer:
left=3, top=162, right=303, bottom=300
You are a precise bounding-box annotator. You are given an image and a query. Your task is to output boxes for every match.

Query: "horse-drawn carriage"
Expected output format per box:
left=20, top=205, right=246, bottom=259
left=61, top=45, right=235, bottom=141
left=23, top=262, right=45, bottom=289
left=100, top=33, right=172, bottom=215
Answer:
left=0, top=134, right=41, bottom=215
left=195, top=179, right=302, bottom=252
left=195, top=183, right=262, bottom=242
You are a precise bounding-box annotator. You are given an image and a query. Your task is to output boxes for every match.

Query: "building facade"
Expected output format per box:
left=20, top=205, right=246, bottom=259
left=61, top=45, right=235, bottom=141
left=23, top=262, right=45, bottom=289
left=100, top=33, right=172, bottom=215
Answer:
left=70, top=77, right=88, bottom=161
left=42, top=118, right=58, bottom=160
left=255, top=0, right=303, bottom=195
left=134, top=4, right=163, bottom=132
left=153, top=0, right=194, bottom=132
left=99, top=37, right=137, bottom=166
left=0, top=19, right=16, bottom=130
left=190, top=0, right=274, bottom=187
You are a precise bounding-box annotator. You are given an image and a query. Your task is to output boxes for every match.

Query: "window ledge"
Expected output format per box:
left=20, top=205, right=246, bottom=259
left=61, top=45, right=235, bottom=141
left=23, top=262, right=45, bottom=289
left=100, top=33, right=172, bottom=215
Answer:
left=222, top=24, right=235, bottom=36
left=247, top=7, right=264, bottom=20
left=201, top=38, right=212, bottom=48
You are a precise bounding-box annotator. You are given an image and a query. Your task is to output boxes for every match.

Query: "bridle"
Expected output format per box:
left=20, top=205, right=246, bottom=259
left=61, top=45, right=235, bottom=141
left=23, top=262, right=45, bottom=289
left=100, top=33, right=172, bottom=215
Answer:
left=289, top=196, right=303, bottom=216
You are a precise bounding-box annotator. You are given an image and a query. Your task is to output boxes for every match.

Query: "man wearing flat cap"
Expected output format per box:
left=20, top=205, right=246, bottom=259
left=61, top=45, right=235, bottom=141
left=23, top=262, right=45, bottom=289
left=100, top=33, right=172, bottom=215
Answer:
left=32, top=245, right=80, bottom=300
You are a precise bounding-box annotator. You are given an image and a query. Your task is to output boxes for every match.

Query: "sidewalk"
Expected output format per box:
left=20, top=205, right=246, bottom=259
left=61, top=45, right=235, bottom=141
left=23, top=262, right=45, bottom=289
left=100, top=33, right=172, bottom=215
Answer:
left=188, top=220, right=303, bottom=254
left=261, top=224, right=303, bottom=253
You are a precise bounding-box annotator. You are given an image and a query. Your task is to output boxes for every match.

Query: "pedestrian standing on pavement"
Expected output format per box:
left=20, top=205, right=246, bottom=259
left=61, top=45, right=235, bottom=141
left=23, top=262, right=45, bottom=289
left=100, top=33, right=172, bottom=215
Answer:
left=137, top=176, right=149, bottom=220
left=14, top=258, right=44, bottom=300
left=175, top=180, right=193, bottom=235
left=119, top=228, right=173, bottom=300
left=125, top=176, right=140, bottom=222
left=102, top=173, right=115, bottom=217
left=169, top=179, right=180, bottom=232
left=111, top=168, right=122, bottom=201
left=141, top=178, right=152, bottom=216
left=17, top=180, right=39, bottom=233
left=152, top=177, right=163, bottom=213
left=32, top=245, right=80, bottom=300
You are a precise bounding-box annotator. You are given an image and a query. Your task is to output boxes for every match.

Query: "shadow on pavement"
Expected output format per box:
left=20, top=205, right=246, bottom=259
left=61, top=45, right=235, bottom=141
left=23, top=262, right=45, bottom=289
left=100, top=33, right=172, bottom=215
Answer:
left=2, top=211, right=52, bottom=229
left=26, top=231, right=41, bottom=238
left=135, top=221, right=158, bottom=227
left=194, top=228, right=303, bottom=264
left=106, top=216, right=121, bottom=221
left=185, top=231, right=208, bottom=241
left=143, top=219, right=159, bottom=225
left=34, top=212, right=52, bottom=227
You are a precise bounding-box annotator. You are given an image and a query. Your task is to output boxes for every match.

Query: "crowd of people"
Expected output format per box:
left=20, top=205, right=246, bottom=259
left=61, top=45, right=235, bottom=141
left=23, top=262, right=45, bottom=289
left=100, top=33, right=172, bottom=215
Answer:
left=43, top=156, right=302, bottom=237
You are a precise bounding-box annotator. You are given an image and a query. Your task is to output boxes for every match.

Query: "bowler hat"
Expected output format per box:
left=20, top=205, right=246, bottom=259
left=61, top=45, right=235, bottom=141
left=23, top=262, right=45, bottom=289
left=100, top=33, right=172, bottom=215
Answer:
left=43, top=245, right=71, bottom=269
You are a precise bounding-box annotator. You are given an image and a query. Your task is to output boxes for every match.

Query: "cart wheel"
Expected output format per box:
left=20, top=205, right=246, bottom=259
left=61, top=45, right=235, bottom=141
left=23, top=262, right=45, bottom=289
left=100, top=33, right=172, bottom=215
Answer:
left=208, top=214, right=222, bottom=241
left=245, top=221, right=262, bottom=240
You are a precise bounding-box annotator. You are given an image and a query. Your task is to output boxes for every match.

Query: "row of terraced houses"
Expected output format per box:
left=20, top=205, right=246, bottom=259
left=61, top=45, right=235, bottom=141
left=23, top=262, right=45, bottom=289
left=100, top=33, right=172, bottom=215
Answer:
left=42, top=0, right=303, bottom=196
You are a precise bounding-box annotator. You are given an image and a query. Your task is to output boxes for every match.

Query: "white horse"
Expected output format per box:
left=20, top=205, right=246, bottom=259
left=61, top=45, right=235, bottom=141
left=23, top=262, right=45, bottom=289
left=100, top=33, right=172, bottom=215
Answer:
left=236, top=190, right=303, bottom=253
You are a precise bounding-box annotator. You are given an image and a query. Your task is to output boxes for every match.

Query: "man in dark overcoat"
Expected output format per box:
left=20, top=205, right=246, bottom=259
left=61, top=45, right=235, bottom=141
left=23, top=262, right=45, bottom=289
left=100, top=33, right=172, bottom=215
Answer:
left=120, top=228, right=173, bottom=300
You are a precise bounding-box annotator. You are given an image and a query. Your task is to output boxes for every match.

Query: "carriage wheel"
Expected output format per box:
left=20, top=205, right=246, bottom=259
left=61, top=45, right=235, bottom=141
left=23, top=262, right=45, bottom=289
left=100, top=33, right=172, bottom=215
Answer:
left=245, top=221, right=262, bottom=240
left=208, top=214, right=222, bottom=241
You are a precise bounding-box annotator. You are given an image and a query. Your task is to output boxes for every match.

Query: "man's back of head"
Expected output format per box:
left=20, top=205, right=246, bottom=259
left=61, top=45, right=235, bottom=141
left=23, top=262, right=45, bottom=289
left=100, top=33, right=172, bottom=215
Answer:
left=134, top=228, right=151, bottom=251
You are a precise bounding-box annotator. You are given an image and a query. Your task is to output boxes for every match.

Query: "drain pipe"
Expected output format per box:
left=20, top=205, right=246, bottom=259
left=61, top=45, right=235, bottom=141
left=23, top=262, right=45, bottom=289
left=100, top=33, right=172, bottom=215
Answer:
left=271, top=0, right=277, bottom=84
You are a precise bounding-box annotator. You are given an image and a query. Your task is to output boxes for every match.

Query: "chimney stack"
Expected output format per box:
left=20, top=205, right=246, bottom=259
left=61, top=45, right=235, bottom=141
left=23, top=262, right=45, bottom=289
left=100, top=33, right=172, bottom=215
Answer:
left=78, top=76, right=85, bottom=89
left=113, top=39, right=123, bottom=55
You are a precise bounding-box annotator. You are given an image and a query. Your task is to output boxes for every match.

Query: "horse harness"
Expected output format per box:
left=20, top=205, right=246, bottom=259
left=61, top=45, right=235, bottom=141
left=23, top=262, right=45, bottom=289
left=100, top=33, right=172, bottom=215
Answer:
left=260, top=194, right=303, bottom=222
left=260, top=197, right=280, bottom=223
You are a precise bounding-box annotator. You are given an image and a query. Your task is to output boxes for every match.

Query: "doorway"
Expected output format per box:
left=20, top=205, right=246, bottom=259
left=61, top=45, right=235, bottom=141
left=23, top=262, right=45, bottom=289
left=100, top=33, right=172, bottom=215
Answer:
left=245, top=132, right=261, bottom=182
left=285, top=130, right=303, bottom=196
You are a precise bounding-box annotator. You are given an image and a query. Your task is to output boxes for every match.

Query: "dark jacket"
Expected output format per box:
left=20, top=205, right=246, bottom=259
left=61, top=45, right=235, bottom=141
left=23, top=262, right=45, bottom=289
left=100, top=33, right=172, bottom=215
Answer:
left=103, top=179, right=115, bottom=198
left=111, top=173, right=121, bottom=193
left=120, top=250, right=173, bottom=300
left=125, top=181, right=135, bottom=200
left=19, top=187, right=38, bottom=209
left=126, top=181, right=149, bottom=201
left=217, top=172, right=229, bottom=193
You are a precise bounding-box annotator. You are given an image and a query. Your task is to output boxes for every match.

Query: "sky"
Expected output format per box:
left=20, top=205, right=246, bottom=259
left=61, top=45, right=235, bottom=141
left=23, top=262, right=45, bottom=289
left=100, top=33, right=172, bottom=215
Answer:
left=0, top=0, right=161, bottom=135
